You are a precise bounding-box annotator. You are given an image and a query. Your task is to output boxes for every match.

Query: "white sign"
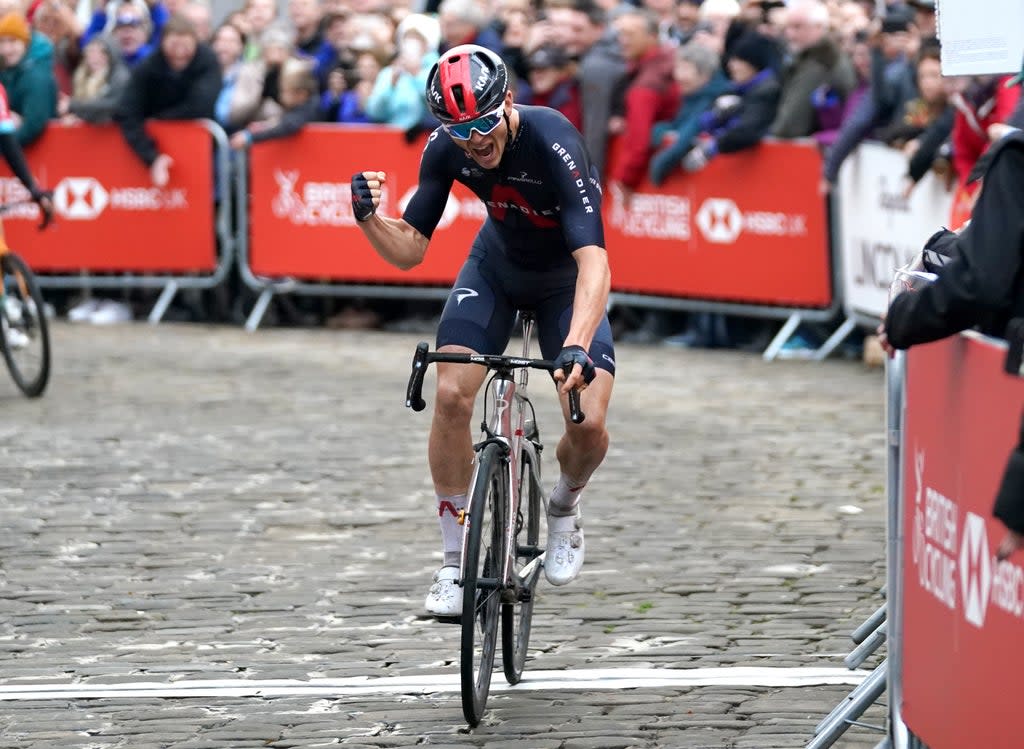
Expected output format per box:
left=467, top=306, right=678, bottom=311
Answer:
left=938, top=0, right=1024, bottom=76
left=836, top=142, right=954, bottom=319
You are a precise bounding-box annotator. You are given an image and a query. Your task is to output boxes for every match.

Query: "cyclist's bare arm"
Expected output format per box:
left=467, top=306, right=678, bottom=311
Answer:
left=359, top=213, right=430, bottom=271
left=556, top=244, right=611, bottom=392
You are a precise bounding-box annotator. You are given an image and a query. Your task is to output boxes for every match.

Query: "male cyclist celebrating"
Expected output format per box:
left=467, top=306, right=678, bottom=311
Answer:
left=351, top=44, right=615, bottom=618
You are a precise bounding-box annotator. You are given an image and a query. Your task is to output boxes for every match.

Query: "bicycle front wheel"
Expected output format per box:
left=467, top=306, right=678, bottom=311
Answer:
left=461, top=442, right=505, bottom=727
left=502, top=447, right=542, bottom=684
left=0, top=252, right=50, bottom=397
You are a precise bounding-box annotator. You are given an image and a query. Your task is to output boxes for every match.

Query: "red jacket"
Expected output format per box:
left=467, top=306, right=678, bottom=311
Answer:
left=612, top=45, right=680, bottom=188
left=951, top=75, right=1021, bottom=191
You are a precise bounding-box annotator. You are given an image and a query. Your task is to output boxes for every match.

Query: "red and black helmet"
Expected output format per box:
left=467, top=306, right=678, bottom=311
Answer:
left=425, top=44, right=509, bottom=124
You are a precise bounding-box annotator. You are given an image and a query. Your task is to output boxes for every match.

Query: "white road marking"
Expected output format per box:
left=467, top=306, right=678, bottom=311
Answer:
left=0, top=667, right=867, bottom=701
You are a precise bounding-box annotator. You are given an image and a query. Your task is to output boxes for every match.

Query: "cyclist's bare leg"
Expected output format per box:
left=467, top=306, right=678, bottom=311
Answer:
left=552, top=369, right=613, bottom=507
left=428, top=345, right=489, bottom=497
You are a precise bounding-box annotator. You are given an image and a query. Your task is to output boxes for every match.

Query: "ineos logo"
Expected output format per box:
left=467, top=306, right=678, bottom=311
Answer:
left=54, top=177, right=109, bottom=220
left=960, top=512, right=992, bottom=628
left=696, top=198, right=742, bottom=244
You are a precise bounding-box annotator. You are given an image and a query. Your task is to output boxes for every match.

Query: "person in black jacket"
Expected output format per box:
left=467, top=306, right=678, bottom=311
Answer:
left=878, top=128, right=1024, bottom=353
left=114, top=13, right=221, bottom=187
left=678, top=31, right=781, bottom=173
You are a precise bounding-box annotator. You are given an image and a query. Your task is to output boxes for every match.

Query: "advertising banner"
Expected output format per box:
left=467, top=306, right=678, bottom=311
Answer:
left=901, top=333, right=1024, bottom=749
left=249, top=128, right=832, bottom=309
left=0, top=122, right=217, bottom=274
left=836, top=142, right=954, bottom=319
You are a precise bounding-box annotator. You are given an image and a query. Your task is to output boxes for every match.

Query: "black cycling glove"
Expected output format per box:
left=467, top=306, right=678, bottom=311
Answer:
left=554, top=345, right=596, bottom=385
left=350, top=172, right=375, bottom=222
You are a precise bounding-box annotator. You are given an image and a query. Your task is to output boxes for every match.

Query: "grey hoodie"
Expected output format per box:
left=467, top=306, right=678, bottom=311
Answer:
left=69, top=35, right=131, bottom=124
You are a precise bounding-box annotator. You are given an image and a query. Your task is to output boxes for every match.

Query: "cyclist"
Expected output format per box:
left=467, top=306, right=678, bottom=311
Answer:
left=351, top=44, right=615, bottom=618
left=0, top=79, right=53, bottom=348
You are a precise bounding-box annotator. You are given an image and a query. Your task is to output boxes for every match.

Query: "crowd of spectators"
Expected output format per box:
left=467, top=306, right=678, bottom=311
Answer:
left=3, top=0, right=1021, bottom=342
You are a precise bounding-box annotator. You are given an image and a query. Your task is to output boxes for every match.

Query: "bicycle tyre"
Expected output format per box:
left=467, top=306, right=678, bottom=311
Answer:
left=0, top=252, right=50, bottom=398
left=502, top=446, right=542, bottom=684
left=461, top=442, right=505, bottom=727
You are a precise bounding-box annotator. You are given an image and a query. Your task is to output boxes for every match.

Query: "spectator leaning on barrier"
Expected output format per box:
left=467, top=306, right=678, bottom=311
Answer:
left=59, top=34, right=130, bottom=123
left=115, top=13, right=220, bottom=187
left=609, top=8, right=679, bottom=203
left=230, top=57, right=319, bottom=149
left=818, top=8, right=922, bottom=194
left=946, top=72, right=1021, bottom=229
left=812, top=28, right=870, bottom=149
left=770, top=0, right=854, bottom=139
left=648, top=41, right=730, bottom=185
left=0, top=12, right=56, bottom=147
left=875, top=44, right=947, bottom=151
left=227, top=25, right=293, bottom=132
left=679, top=30, right=781, bottom=174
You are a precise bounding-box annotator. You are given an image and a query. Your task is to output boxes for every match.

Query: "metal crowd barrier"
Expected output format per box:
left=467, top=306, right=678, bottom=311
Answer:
left=28, top=120, right=236, bottom=324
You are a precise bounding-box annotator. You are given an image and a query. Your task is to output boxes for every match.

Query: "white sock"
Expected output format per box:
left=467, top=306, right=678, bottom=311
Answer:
left=549, top=474, right=586, bottom=517
left=437, top=493, right=466, bottom=567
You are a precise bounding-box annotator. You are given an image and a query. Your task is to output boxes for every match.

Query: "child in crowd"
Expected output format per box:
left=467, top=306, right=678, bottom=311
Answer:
left=229, top=58, right=320, bottom=148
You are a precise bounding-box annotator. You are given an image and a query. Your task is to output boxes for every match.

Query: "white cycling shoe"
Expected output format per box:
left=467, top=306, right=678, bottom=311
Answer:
left=424, top=565, right=463, bottom=618
left=545, top=508, right=584, bottom=586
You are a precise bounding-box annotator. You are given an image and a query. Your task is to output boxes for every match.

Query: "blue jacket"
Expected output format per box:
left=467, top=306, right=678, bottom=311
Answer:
left=648, top=70, right=731, bottom=185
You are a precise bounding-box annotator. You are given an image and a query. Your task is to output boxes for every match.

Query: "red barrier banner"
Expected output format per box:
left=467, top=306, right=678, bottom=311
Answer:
left=901, top=334, right=1024, bottom=749
left=0, top=121, right=217, bottom=274
left=604, top=139, right=831, bottom=307
left=248, top=126, right=479, bottom=284
left=248, top=127, right=832, bottom=308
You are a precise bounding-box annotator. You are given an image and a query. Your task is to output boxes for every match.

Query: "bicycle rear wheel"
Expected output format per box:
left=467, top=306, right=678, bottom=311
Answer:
left=461, top=442, right=505, bottom=727
left=0, top=252, right=50, bottom=397
left=502, top=447, right=542, bottom=684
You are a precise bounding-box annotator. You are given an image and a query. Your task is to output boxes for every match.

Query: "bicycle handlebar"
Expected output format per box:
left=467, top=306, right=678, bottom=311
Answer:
left=406, top=342, right=585, bottom=424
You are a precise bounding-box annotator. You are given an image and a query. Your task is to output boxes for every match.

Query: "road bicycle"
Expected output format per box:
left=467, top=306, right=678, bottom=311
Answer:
left=405, top=311, right=584, bottom=727
left=0, top=199, right=53, bottom=397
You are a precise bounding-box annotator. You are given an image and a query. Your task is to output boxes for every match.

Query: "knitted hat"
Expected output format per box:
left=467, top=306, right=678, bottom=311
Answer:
left=0, top=12, right=30, bottom=43
left=729, top=32, right=777, bottom=72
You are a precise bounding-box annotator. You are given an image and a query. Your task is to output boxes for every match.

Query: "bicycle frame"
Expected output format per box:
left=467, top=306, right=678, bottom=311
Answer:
left=458, top=316, right=545, bottom=596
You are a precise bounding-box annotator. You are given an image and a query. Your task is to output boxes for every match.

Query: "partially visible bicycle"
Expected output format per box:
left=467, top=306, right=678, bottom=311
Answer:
left=0, top=198, right=54, bottom=397
left=406, top=311, right=584, bottom=727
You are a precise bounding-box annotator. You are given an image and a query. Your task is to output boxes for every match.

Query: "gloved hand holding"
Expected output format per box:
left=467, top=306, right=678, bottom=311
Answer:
left=351, top=171, right=385, bottom=222
left=682, top=140, right=717, bottom=173
left=553, top=344, right=596, bottom=394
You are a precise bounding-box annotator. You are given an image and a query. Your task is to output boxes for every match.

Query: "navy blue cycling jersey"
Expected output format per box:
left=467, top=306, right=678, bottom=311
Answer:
left=402, top=105, right=605, bottom=270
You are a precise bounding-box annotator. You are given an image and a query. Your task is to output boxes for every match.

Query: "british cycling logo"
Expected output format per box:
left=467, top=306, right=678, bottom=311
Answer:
left=47, top=176, right=187, bottom=219
left=453, top=287, right=478, bottom=305
left=912, top=447, right=957, bottom=610
left=960, top=511, right=992, bottom=628
left=609, top=185, right=689, bottom=241
left=274, top=170, right=365, bottom=226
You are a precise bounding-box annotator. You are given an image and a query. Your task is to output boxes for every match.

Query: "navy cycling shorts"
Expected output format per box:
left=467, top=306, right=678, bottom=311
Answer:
left=435, top=243, right=616, bottom=377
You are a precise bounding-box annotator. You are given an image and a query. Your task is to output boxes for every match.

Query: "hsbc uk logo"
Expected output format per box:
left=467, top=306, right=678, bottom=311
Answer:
left=52, top=177, right=188, bottom=220
left=695, top=198, right=808, bottom=245
left=960, top=512, right=992, bottom=628
left=55, top=177, right=108, bottom=219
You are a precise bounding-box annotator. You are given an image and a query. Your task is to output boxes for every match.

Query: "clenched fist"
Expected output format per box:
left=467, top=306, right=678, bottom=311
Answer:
left=351, top=171, right=386, bottom=222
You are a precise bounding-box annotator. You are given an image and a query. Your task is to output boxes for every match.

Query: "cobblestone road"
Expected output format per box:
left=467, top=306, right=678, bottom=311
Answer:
left=0, top=322, right=889, bottom=748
